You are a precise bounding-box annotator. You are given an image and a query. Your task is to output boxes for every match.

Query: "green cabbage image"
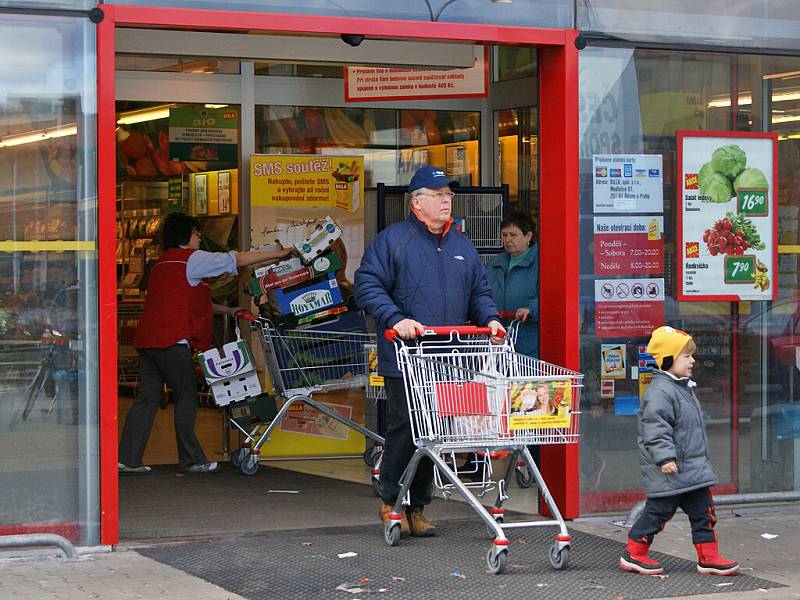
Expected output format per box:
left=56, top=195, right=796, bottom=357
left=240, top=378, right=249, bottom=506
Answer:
left=733, top=167, right=768, bottom=192
left=699, top=171, right=734, bottom=203
left=710, top=144, right=747, bottom=179
left=697, top=162, right=716, bottom=191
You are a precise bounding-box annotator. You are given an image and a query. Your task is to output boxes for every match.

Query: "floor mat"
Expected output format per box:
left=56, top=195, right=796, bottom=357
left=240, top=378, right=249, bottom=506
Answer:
left=136, top=522, right=783, bottom=600
left=120, top=464, right=501, bottom=540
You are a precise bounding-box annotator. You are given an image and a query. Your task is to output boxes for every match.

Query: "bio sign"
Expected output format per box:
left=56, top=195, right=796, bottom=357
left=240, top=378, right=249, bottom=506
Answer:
left=677, top=131, right=777, bottom=301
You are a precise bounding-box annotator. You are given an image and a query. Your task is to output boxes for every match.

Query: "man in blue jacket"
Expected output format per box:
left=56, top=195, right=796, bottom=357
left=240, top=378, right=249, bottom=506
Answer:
left=355, top=166, right=503, bottom=538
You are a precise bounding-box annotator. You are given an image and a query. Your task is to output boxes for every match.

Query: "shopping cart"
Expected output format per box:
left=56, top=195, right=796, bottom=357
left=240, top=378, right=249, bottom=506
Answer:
left=383, top=325, right=582, bottom=575
left=225, top=317, right=385, bottom=476
left=364, top=343, right=385, bottom=497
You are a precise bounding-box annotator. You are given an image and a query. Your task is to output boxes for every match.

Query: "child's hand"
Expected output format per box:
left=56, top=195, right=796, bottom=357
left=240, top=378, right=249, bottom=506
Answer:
left=660, top=461, right=678, bottom=475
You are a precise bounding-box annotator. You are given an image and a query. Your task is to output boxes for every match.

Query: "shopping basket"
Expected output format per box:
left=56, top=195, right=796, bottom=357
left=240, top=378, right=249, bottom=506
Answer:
left=223, top=316, right=384, bottom=476
left=383, top=325, right=582, bottom=575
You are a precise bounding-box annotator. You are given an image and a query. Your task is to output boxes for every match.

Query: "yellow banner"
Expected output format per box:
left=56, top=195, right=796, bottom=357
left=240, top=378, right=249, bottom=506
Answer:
left=250, top=155, right=364, bottom=212
left=508, top=379, right=572, bottom=430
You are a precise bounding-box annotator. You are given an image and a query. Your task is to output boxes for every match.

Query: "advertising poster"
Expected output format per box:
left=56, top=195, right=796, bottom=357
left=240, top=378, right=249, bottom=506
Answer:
left=592, top=154, right=664, bottom=213
left=508, top=379, right=572, bottom=430
left=601, top=344, right=626, bottom=379
left=277, top=401, right=352, bottom=441
left=677, top=131, right=778, bottom=301
left=595, top=278, right=665, bottom=338
left=344, top=49, right=487, bottom=102
left=251, top=155, right=364, bottom=213
left=168, top=106, right=239, bottom=168
left=594, top=216, right=664, bottom=276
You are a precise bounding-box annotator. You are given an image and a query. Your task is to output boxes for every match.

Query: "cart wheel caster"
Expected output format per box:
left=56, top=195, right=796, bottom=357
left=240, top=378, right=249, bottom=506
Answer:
left=384, top=523, right=401, bottom=546
left=364, top=446, right=380, bottom=466
left=371, top=477, right=383, bottom=498
left=549, top=544, right=569, bottom=570
left=240, top=455, right=259, bottom=476
left=486, top=547, right=508, bottom=574
left=515, top=467, right=534, bottom=488
left=486, top=515, right=504, bottom=538
left=231, top=448, right=247, bottom=469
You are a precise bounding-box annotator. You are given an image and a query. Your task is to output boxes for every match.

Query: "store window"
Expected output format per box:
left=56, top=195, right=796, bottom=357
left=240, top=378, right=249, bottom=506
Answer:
left=0, top=13, right=99, bottom=543
left=577, top=1, right=800, bottom=52
left=116, top=55, right=240, bottom=74
left=579, top=47, right=800, bottom=513
left=104, top=0, right=572, bottom=29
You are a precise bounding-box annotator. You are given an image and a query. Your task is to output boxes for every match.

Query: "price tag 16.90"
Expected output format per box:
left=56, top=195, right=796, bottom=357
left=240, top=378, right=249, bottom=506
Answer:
left=737, top=188, right=768, bottom=217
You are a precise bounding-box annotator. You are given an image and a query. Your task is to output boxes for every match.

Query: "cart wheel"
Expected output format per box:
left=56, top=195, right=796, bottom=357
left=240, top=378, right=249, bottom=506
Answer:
left=231, top=448, right=247, bottom=469
left=240, top=455, right=259, bottom=476
left=486, top=547, right=508, bottom=574
left=364, top=446, right=380, bottom=466
left=515, top=466, right=534, bottom=488
left=549, top=544, right=569, bottom=570
left=371, top=477, right=383, bottom=498
left=384, top=523, right=401, bottom=546
left=485, top=515, right=504, bottom=538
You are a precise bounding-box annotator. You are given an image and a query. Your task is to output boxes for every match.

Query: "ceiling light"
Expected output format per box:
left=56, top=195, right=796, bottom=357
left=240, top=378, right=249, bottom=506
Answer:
left=204, top=104, right=228, bottom=109
left=772, top=114, right=800, bottom=124
left=0, top=124, right=77, bottom=148
left=763, top=70, right=800, bottom=80
left=116, top=105, right=171, bottom=125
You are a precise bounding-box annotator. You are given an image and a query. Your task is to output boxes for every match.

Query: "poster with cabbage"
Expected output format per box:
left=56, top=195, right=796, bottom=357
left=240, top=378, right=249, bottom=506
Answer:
left=677, top=131, right=778, bottom=301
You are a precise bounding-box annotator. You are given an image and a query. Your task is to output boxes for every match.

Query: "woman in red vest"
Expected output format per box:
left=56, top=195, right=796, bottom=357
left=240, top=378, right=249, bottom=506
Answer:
left=119, top=212, right=292, bottom=474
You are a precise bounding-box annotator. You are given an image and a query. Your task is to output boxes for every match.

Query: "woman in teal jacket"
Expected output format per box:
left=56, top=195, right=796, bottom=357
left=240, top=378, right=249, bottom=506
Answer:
left=486, top=211, right=539, bottom=358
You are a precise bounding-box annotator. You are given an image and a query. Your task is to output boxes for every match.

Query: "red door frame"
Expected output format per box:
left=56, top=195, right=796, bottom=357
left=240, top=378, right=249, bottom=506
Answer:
left=96, top=3, right=580, bottom=545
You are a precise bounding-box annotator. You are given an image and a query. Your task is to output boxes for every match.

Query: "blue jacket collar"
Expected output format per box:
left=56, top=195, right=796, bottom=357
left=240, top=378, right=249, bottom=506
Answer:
left=491, top=243, right=538, bottom=269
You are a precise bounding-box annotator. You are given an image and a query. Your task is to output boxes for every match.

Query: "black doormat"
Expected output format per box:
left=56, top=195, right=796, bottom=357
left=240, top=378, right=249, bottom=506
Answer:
left=136, top=521, right=783, bottom=600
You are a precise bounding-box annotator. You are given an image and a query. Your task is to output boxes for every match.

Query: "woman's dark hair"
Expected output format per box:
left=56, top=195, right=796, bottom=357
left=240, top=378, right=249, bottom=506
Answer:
left=500, top=211, right=536, bottom=245
left=161, top=212, right=200, bottom=249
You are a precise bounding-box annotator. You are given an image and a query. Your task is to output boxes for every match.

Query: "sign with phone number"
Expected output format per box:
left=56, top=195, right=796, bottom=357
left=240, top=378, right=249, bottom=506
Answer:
left=677, top=131, right=777, bottom=301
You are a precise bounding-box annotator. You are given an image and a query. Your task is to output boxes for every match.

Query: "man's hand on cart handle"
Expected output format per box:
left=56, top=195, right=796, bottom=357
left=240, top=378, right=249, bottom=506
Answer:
left=385, top=323, right=506, bottom=342
left=488, top=319, right=505, bottom=345
left=391, top=318, right=426, bottom=340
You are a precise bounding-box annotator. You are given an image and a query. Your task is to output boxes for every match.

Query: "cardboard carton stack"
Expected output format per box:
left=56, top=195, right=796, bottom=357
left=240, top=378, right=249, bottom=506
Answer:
left=249, top=217, right=351, bottom=326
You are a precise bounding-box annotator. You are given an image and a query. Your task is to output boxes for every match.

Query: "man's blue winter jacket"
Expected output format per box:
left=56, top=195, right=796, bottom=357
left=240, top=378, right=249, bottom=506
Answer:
left=354, top=213, right=500, bottom=379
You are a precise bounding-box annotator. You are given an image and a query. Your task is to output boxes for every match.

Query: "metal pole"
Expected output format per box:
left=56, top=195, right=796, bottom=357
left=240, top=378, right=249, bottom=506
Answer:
left=0, top=534, right=78, bottom=559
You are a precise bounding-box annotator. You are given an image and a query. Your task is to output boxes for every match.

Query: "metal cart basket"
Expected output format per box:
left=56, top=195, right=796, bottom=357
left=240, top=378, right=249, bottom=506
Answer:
left=225, top=318, right=384, bottom=476
left=384, top=325, right=582, bottom=575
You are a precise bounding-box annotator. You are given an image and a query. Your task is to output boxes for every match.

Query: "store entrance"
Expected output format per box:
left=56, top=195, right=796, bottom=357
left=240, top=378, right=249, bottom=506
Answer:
left=103, top=13, right=577, bottom=543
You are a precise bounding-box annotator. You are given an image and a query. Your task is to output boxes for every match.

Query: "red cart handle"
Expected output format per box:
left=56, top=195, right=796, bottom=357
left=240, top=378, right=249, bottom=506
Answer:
left=235, top=310, right=258, bottom=321
left=385, top=325, right=505, bottom=342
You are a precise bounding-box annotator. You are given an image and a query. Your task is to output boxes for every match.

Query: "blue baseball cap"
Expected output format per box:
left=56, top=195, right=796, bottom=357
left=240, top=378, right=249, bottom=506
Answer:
left=408, top=166, right=458, bottom=194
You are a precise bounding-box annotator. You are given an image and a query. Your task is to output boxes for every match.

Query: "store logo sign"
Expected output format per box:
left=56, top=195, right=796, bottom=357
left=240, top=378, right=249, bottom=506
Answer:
left=685, top=173, right=699, bottom=189
left=685, top=242, right=700, bottom=258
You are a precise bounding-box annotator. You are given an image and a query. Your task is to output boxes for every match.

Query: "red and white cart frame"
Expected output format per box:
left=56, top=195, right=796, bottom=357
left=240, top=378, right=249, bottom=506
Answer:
left=384, top=326, right=582, bottom=574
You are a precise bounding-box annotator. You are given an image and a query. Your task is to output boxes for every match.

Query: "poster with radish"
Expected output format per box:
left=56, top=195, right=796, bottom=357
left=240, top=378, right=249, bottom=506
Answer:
left=677, top=131, right=778, bottom=301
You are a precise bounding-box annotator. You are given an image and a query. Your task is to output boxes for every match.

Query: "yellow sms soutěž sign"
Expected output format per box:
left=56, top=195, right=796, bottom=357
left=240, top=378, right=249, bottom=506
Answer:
left=250, top=154, right=364, bottom=212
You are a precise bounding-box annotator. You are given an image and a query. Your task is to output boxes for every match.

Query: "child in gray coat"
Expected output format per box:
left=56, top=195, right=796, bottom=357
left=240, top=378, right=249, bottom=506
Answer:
left=619, top=326, right=739, bottom=576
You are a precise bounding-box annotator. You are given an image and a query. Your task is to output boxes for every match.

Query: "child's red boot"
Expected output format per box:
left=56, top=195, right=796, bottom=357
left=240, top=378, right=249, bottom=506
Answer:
left=694, top=542, right=739, bottom=575
left=619, top=538, right=664, bottom=575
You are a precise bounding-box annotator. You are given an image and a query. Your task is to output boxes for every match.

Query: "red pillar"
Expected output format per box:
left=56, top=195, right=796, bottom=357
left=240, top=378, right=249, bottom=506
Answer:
left=97, top=4, right=119, bottom=546
left=538, top=35, right=581, bottom=519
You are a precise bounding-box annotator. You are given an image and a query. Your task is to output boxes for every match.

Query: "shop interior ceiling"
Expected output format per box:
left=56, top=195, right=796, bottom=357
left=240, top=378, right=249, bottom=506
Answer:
left=115, top=28, right=482, bottom=69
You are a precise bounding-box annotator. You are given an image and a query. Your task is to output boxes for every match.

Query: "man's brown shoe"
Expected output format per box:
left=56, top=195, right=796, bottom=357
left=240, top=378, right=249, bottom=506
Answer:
left=406, top=510, right=436, bottom=537
left=379, top=503, right=410, bottom=538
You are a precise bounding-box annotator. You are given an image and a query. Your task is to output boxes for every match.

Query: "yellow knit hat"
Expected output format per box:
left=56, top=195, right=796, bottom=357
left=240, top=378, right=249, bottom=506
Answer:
left=647, top=326, right=693, bottom=370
